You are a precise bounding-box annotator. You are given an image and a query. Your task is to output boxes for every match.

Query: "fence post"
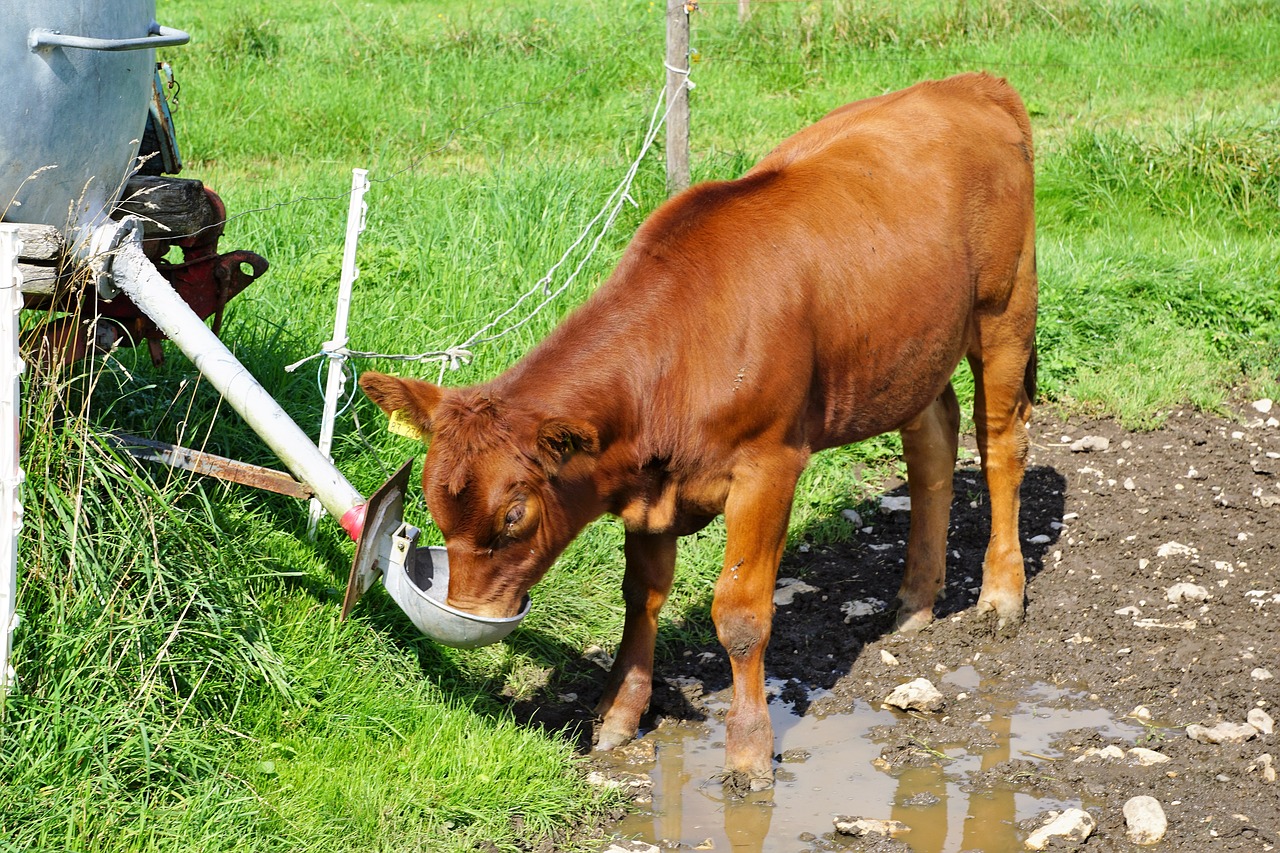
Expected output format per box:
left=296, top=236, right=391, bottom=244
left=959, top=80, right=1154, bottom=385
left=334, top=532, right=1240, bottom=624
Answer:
left=308, top=168, right=370, bottom=539
left=0, top=225, right=25, bottom=699
left=739, top=0, right=750, bottom=23
left=665, top=1, right=692, bottom=195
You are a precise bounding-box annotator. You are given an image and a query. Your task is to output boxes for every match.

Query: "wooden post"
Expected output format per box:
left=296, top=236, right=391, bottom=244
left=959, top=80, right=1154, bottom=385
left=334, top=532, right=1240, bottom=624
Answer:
left=739, top=0, right=750, bottom=23
left=665, top=1, right=691, bottom=195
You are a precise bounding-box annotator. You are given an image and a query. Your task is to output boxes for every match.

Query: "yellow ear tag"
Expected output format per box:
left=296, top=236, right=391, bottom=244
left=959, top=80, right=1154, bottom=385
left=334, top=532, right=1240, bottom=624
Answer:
left=388, top=409, right=424, bottom=441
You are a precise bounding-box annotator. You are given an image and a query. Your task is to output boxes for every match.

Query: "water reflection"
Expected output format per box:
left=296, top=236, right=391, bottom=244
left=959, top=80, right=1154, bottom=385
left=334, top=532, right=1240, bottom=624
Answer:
left=605, top=669, right=1141, bottom=852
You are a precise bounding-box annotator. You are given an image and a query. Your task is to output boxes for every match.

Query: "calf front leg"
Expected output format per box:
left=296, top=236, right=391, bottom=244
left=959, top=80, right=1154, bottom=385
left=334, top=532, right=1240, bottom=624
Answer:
left=895, top=384, right=961, bottom=632
left=595, top=531, right=676, bottom=751
left=712, top=452, right=803, bottom=791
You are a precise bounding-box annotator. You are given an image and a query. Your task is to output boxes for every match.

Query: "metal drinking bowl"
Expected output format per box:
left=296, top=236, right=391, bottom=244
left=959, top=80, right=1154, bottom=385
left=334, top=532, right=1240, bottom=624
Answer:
left=382, top=545, right=529, bottom=648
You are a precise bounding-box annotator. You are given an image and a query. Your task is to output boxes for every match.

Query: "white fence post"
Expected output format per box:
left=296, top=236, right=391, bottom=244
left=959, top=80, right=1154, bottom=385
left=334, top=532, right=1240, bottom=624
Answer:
left=0, top=225, right=26, bottom=696
left=308, top=168, right=370, bottom=538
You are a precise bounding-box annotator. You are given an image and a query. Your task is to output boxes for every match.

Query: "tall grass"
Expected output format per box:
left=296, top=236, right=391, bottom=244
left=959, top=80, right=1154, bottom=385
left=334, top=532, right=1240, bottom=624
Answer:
left=4, top=0, right=1277, bottom=849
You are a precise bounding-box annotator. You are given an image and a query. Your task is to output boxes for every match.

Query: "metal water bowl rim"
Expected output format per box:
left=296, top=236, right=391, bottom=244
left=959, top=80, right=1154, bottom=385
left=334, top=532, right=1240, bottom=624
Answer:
left=385, top=545, right=530, bottom=648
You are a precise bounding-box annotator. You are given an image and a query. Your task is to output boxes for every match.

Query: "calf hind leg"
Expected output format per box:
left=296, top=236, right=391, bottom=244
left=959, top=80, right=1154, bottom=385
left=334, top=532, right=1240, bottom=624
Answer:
left=969, top=341, right=1035, bottom=630
left=595, top=531, right=677, bottom=751
left=895, top=383, right=961, bottom=632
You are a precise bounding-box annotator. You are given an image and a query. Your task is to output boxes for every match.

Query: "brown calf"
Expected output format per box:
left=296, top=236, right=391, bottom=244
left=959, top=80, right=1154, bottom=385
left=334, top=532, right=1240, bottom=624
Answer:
left=361, top=72, right=1037, bottom=790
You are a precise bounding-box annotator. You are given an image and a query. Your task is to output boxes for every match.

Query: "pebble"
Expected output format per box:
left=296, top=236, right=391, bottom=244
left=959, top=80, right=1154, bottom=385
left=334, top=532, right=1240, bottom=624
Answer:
left=1253, top=398, right=1274, bottom=414
left=1070, top=435, right=1110, bottom=452
left=1029, top=533, right=1052, bottom=544
left=1166, top=582, right=1210, bottom=604
left=1186, top=721, right=1258, bottom=744
left=840, top=508, right=863, bottom=527
left=1129, top=747, right=1172, bottom=766
left=1252, top=754, right=1276, bottom=783
left=879, top=496, right=911, bottom=513
left=841, top=598, right=884, bottom=622
left=583, top=645, right=615, bottom=670
left=773, top=578, right=819, bottom=606
left=880, top=649, right=900, bottom=667
left=1247, top=708, right=1275, bottom=735
left=1130, top=705, right=1153, bottom=721
left=1124, top=795, right=1168, bottom=845
left=1025, top=808, right=1096, bottom=850
left=1156, top=541, right=1197, bottom=558
left=882, top=677, right=944, bottom=713
left=832, top=816, right=910, bottom=838
left=602, top=842, right=660, bottom=853
left=1252, top=668, right=1275, bottom=681
left=1124, top=477, right=1136, bottom=490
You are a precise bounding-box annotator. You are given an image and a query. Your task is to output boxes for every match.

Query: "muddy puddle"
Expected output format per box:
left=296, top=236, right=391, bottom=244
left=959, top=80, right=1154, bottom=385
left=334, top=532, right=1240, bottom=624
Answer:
left=601, top=667, right=1146, bottom=852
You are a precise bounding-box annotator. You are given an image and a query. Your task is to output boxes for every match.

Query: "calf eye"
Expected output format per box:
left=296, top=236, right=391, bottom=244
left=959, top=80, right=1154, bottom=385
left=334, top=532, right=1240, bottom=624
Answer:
left=504, top=504, right=526, bottom=528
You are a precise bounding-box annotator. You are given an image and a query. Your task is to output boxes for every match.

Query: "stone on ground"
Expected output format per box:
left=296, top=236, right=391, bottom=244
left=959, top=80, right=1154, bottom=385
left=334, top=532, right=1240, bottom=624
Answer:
left=882, top=678, right=944, bottom=713
left=1124, top=795, right=1168, bottom=845
left=1025, top=807, right=1096, bottom=850
left=1186, top=721, right=1258, bottom=744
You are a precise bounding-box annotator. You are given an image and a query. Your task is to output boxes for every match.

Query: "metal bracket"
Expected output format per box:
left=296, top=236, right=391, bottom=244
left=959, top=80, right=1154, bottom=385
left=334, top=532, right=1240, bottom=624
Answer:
left=340, top=458, right=416, bottom=620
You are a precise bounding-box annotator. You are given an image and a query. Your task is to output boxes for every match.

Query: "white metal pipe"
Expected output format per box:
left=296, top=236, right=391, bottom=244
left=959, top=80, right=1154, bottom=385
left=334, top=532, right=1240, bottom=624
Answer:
left=108, top=225, right=367, bottom=536
left=0, top=225, right=25, bottom=693
left=308, top=168, right=369, bottom=537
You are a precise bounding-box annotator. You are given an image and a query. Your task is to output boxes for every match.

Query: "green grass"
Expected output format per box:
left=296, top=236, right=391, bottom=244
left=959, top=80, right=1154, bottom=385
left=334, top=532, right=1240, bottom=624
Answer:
left=4, top=0, right=1278, bottom=849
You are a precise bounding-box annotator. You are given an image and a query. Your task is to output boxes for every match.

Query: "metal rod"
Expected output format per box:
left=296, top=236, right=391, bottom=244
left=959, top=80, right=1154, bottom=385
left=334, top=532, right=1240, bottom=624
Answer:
left=665, top=1, right=692, bottom=195
left=0, top=225, right=25, bottom=695
left=108, top=227, right=366, bottom=535
left=308, top=168, right=369, bottom=537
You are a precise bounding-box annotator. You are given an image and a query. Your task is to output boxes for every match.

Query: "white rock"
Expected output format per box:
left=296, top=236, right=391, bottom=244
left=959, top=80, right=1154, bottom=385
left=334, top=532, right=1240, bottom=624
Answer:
left=1124, top=795, right=1168, bottom=845
left=1251, top=668, right=1274, bottom=681
left=1074, top=745, right=1125, bottom=762
left=1115, top=606, right=1141, bottom=617
left=1025, top=807, right=1096, bottom=850
left=1186, top=721, right=1258, bottom=744
left=602, top=843, right=661, bottom=853
left=882, top=677, right=945, bottom=713
left=880, top=649, right=900, bottom=667
left=1166, top=582, right=1210, bottom=604
left=879, top=495, right=911, bottom=513
left=1029, top=534, right=1052, bottom=544
left=1129, top=747, right=1171, bottom=765
left=833, top=816, right=910, bottom=837
left=841, top=508, right=864, bottom=526
left=1124, top=477, right=1136, bottom=490
left=773, top=578, right=819, bottom=606
left=1156, top=541, right=1197, bottom=558
left=583, top=645, right=614, bottom=670
left=1247, top=708, right=1274, bottom=735
left=1253, top=398, right=1274, bottom=414
left=1130, top=705, right=1153, bottom=721
left=1252, top=754, right=1276, bottom=783
left=1069, top=435, right=1110, bottom=453
left=841, top=598, right=885, bottom=622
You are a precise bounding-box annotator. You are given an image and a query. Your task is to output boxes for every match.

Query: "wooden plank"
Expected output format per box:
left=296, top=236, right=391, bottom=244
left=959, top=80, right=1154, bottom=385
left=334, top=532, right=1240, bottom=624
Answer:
left=13, top=225, right=64, bottom=262
left=16, top=263, right=60, bottom=296
left=115, top=176, right=219, bottom=241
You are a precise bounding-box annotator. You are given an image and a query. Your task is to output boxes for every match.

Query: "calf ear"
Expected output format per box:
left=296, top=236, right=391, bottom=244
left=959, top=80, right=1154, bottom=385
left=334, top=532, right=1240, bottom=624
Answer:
left=536, top=417, right=600, bottom=475
left=359, top=371, right=444, bottom=438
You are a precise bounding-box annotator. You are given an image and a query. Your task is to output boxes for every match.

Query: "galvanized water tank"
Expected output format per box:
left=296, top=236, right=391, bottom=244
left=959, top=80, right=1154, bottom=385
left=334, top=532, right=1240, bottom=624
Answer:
left=0, top=1, right=187, bottom=236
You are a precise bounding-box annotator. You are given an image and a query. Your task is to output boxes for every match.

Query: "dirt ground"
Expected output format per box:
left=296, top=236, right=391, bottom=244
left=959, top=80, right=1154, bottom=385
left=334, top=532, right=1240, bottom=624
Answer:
left=512, top=399, right=1279, bottom=852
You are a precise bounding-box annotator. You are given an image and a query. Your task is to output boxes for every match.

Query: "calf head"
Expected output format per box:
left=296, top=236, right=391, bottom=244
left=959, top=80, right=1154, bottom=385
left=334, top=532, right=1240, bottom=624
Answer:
left=360, top=371, right=600, bottom=619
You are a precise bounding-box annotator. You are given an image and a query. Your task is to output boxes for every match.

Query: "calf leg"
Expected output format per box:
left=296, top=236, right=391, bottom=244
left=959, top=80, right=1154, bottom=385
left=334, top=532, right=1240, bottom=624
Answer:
left=969, top=340, right=1035, bottom=629
left=712, top=452, right=803, bottom=790
left=595, top=531, right=677, bottom=751
left=895, top=383, right=961, bottom=632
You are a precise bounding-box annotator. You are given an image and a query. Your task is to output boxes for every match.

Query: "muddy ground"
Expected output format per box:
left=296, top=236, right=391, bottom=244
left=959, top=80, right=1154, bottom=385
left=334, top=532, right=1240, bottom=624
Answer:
left=510, top=400, right=1279, bottom=852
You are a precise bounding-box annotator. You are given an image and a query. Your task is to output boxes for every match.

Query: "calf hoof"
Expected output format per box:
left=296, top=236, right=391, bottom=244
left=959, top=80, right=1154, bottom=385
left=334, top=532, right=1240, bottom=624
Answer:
left=715, top=767, right=775, bottom=797
left=594, top=722, right=637, bottom=752
left=893, top=604, right=935, bottom=633
left=974, top=596, right=1025, bottom=633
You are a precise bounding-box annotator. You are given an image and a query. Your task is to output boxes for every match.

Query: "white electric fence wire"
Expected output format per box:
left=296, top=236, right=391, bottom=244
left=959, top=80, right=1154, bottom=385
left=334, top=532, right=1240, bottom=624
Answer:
left=307, top=168, right=369, bottom=538
left=286, top=66, right=694, bottom=383
left=0, top=225, right=25, bottom=695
